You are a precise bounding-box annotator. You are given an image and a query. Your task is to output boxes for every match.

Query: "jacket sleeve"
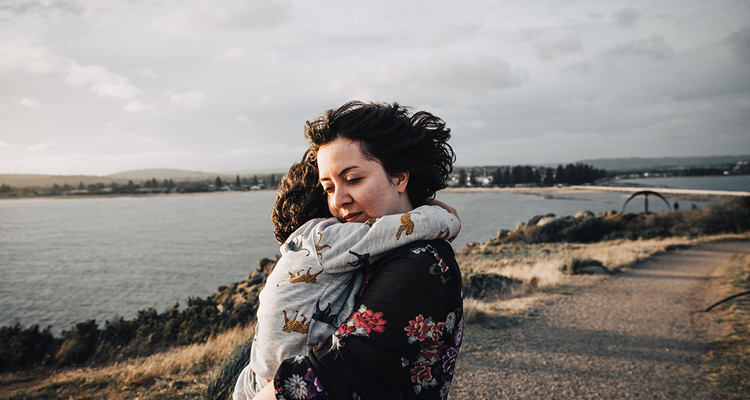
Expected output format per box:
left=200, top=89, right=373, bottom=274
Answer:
left=313, top=205, right=460, bottom=274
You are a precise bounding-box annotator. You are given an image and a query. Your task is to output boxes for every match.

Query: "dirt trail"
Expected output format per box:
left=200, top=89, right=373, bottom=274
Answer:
left=450, top=240, right=750, bottom=399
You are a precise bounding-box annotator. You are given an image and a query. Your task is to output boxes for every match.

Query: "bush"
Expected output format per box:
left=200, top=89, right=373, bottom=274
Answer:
left=560, top=257, right=607, bottom=275
left=463, top=273, right=520, bottom=299
left=504, top=197, right=750, bottom=245
left=0, top=276, right=267, bottom=372
left=57, top=320, right=100, bottom=367
left=0, top=324, right=60, bottom=372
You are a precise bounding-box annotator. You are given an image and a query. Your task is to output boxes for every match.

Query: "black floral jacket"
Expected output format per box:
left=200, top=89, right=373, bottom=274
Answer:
left=273, top=240, right=464, bottom=400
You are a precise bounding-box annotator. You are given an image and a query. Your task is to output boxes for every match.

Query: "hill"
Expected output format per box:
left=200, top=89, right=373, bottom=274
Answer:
left=0, top=174, right=118, bottom=189
left=105, top=168, right=223, bottom=181
left=576, top=155, right=750, bottom=171
left=0, top=168, right=289, bottom=189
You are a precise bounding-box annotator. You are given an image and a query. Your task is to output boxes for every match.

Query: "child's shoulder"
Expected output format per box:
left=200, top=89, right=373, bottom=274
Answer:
left=285, top=217, right=341, bottom=241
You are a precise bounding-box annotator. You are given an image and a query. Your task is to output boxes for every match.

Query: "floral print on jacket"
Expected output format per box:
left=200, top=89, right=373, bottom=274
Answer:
left=274, top=240, right=463, bottom=400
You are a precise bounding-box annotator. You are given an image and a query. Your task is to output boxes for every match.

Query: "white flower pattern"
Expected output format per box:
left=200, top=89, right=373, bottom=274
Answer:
left=284, top=374, right=307, bottom=399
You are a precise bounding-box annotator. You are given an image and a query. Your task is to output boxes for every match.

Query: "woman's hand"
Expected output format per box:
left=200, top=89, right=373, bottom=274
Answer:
left=252, top=382, right=276, bottom=400
left=426, top=199, right=460, bottom=242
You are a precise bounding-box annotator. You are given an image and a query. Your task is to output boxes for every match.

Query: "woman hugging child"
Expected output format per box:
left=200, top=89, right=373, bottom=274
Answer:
left=233, top=152, right=460, bottom=399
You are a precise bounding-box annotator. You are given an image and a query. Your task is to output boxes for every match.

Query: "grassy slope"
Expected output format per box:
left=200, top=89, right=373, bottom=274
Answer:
left=703, top=250, right=750, bottom=399
left=3, top=194, right=750, bottom=399
left=4, top=234, right=748, bottom=399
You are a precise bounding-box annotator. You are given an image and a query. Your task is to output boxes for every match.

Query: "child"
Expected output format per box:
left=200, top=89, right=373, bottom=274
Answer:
left=233, top=158, right=460, bottom=399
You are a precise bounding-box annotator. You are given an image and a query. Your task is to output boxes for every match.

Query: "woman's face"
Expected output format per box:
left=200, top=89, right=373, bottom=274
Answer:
left=317, top=138, right=413, bottom=223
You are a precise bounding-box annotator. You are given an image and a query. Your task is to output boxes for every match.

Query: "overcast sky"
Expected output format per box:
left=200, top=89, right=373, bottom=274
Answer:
left=1, top=0, right=749, bottom=176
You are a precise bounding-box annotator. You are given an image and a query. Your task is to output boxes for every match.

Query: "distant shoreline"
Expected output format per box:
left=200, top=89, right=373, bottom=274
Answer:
left=3, top=183, right=747, bottom=202
left=1, top=186, right=602, bottom=201
left=0, top=189, right=278, bottom=201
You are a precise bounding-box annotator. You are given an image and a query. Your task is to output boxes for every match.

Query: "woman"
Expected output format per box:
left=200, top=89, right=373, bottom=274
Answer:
left=257, top=101, right=463, bottom=400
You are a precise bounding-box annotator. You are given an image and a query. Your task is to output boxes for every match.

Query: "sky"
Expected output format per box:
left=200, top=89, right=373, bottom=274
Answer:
left=1, top=0, right=749, bottom=176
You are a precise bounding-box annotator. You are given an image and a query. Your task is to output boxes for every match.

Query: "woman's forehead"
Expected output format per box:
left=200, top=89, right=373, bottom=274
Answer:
left=317, top=138, right=382, bottom=178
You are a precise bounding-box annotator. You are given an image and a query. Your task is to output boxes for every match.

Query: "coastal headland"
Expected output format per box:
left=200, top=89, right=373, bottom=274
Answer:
left=1, top=197, right=749, bottom=399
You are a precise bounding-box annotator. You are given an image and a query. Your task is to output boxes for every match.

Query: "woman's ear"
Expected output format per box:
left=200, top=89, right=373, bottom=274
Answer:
left=392, top=170, right=410, bottom=193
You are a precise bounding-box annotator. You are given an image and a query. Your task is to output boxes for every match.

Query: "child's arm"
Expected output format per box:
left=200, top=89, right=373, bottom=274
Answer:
left=311, top=204, right=460, bottom=274
left=426, top=199, right=460, bottom=242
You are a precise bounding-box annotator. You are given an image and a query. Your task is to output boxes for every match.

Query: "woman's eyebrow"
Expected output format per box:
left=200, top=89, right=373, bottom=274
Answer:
left=337, top=166, right=358, bottom=177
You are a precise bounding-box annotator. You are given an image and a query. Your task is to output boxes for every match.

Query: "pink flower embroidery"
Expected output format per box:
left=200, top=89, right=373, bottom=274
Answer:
left=429, top=322, right=446, bottom=342
left=410, top=359, right=433, bottom=384
left=405, top=315, right=432, bottom=343
left=352, top=307, right=387, bottom=334
left=420, top=340, right=443, bottom=361
left=335, top=304, right=386, bottom=340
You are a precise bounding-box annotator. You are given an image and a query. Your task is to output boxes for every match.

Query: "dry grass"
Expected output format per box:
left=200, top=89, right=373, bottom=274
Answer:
left=462, top=233, right=750, bottom=286
left=463, top=298, right=493, bottom=324
left=1, top=324, right=254, bottom=400
left=702, top=249, right=750, bottom=400
left=5, top=233, right=748, bottom=399
left=457, top=233, right=750, bottom=326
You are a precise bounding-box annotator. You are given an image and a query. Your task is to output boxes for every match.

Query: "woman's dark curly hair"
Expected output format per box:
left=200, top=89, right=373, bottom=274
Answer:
left=305, top=100, right=455, bottom=209
left=272, top=100, right=455, bottom=243
left=272, top=150, right=332, bottom=243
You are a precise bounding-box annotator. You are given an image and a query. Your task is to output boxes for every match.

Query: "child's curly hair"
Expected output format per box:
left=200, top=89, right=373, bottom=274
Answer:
left=271, top=150, right=332, bottom=244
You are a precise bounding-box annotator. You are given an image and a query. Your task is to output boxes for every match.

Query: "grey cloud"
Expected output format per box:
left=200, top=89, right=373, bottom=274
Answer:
left=728, top=25, right=750, bottom=61
left=0, top=0, right=131, bottom=18
left=153, top=0, right=291, bottom=36
left=613, top=8, right=639, bottom=28
left=564, top=35, right=674, bottom=76
left=63, top=60, right=142, bottom=99
left=376, top=55, right=526, bottom=98
left=535, top=34, right=584, bottom=61
left=421, top=57, right=526, bottom=93
left=0, top=38, right=61, bottom=74
left=519, top=28, right=539, bottom=42
left=430, top=23, right=482, bottom=45
left=325, top=54, right=526, bottom=103
left=0, top=1, right=81, bottom=17
left=606, top=35, right=673, bottom=60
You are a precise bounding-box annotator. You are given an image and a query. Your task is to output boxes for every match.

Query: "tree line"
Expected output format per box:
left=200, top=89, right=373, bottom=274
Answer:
left=0, top=174, right=282, bottom=197
left=454, top=163, right=607, bottom=187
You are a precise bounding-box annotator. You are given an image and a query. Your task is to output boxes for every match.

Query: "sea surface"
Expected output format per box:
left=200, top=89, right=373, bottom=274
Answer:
left=0, top=181, right=739, bottom=334
left=617, top=174, right=750, bottom=192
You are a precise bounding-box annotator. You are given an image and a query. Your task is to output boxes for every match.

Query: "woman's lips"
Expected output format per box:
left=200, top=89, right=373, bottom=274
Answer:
left=343, top=212, right=362, bottom=223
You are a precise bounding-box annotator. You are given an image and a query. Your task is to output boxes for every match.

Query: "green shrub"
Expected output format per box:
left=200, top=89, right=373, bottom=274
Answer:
left=0, top=277, right=266, bottom=372
left=560, top=257, right=607, bottom=275
left=0, top=324, right=60, bottom=371
left=509, top=197, right=750, bottom=245
left=57, top=320, right=100, bottom=367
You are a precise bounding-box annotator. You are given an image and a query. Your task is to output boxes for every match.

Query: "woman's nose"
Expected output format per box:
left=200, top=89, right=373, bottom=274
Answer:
left=330, top=186, right=352, bottom=209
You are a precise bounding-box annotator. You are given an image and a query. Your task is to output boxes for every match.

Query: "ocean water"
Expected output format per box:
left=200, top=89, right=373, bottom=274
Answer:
left=0, top=192, right=280, bottom=334
left=0, top=187, right=725, bottom=333
left=617, top=175, right=750, bottom=192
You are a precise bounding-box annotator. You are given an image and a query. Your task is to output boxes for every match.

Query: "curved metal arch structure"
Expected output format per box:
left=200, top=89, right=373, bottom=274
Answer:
left=622, top=190, right=673, bottom=213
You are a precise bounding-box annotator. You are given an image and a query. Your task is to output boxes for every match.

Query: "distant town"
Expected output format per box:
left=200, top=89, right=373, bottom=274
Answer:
left=1, top=159, right=748, bottom=199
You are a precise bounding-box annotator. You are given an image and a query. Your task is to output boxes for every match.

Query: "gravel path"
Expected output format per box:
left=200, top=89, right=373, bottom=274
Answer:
left=450, top=240, right=750, bottom=399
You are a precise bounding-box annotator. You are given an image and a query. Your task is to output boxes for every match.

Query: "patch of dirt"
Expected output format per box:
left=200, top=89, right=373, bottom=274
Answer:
left=449, top=240, right=750, bottom=399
